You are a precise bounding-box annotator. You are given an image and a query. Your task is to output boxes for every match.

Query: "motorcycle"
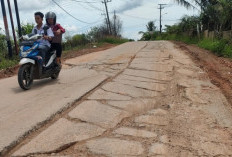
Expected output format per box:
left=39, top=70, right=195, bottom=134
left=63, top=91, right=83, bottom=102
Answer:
left=18, top=34, right=61, bottom=90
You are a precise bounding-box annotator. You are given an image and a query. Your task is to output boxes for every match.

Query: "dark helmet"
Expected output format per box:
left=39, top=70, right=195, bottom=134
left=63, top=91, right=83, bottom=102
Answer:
left=45, top=11, right=56, bottom=25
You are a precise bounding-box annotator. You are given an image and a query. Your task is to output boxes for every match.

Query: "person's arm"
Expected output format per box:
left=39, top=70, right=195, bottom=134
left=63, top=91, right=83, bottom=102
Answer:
left=54, top=24, right=65, bottom=36
left=44, top=28, right=54, bottom=41
left=57, top=24, right=65, bottom=33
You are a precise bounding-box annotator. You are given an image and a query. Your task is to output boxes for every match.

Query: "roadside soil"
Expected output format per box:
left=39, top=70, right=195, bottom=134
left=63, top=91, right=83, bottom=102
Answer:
left=174, top=41, right=232, bottom=105
left=0, top=43, right=116, bottom=80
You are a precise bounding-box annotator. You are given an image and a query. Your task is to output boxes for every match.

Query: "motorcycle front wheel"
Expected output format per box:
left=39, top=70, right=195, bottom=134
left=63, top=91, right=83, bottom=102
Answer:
left=18, top=64, right=34, bottom=90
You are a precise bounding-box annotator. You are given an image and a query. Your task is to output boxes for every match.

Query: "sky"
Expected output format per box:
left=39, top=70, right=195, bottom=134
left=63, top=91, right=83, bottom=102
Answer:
left=0, top=0, right=200, bottom=40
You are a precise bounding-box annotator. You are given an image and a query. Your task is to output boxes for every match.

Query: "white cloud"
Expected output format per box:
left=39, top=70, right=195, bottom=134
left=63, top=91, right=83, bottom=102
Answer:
left=64, top=25, right=78, bottom=33
left=0, top=0, right=199, bottom=39
left=18, top=0, right=53, bottom=12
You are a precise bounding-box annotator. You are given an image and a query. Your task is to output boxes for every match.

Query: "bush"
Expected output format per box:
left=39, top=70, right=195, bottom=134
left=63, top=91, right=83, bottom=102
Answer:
left=156, top=33, right=232, bottom=58
left=155, top=33, right=199, bottom=44
left=100, top=36, right=129, bottom=44
left=222, top=44, right=232, bottom=57
left=62, top=34, right=89, bottom=51
left=0, top=55, right=19, bottom=70
left=198, top=39, right=228, bottom=56
left=72, top=34, right=89, bottom=46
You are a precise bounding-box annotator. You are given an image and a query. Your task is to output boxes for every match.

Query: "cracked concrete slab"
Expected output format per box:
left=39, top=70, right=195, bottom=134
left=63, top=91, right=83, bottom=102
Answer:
left=135, top=115, right=169, bottom=126
left=107, top=99, right=156, bottom=113
left=85, top=138, right=144, bottom=156
left=192, top=141, right=232, bottom=156
left=88, top=89, right=132, bottom=101
left=113, top=79, right=167, bottom=92
left=177, top=68, right=195, bottom=77
left=0, top=68, right=107, bottom=153
left=122, top=69, right=172, bottom=81
left=149, top=143, right=168, bottom=156
left=102, top=82, right=160, bottom=98
left=116, top=74, right=163, bottom=83
left=68, top=101, right=131, bottom=129
left=114, top=127, right=157, bottom=138
left=13, top=118, right=105, bottom=156
left=185, top=88, right=208, bottom=104
left=129, top=63, right=173, bottom=72
left=148, top=109, right=168, bottom=116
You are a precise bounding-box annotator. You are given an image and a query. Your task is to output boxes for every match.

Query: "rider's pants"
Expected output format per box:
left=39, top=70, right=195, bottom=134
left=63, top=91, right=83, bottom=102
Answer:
left=38, top=45, right=50, bottom=65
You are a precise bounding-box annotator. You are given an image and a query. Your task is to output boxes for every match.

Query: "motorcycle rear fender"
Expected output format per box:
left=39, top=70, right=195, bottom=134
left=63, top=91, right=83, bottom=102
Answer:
left=19, top=58, right=35, bottom=65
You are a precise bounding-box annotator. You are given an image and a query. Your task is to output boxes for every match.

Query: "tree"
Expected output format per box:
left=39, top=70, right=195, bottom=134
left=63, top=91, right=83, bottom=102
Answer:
left=146, top=21, right=156, bottom=32
left=139, top=21, right=157, bottom=41
left=0, top=34, right=7, bottom=55
left=20, top=23, right=34, bottom=35
left=173, top=0, right=194, bottom=9
left=87, top=14, right=123, bottom=42
left=174, top=0, right=232, bottom=34
left=112, top=13, right=123, bottom=37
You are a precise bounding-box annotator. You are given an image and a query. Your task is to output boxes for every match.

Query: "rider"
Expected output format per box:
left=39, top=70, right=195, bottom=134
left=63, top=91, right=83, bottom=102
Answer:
left=32, top=12, right=54, bottom=66
left=45, top=11, right=65, bottom=65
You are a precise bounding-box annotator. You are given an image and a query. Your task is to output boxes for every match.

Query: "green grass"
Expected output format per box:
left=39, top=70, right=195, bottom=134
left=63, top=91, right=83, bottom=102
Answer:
left=156, top=34, right=199, bottom=44
left=197, top=39, right=232, bottom=57
left=0, top=55, right=19, bottom=70
left=155, top=34, right=232, bottom=58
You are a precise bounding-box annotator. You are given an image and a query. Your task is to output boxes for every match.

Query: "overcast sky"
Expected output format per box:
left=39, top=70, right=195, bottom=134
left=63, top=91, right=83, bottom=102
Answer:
left=0, top=0, right=199, bottom=40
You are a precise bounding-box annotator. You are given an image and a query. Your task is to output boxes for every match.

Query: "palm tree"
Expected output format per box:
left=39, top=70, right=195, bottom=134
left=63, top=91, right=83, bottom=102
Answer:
left=146, top=21, right=156, bottom=32
left=173, top=0, right=196, bottom=9
left=139, top=21, right=156, bottom=41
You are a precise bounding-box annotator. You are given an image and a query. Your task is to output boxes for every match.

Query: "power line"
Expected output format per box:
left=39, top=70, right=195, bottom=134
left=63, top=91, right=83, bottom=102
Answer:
left=70, top=0, right=100, bottom=3
left=120, top=13, right=152, bottom=21
left=62, top=1, right=97, bottom=12
left=78, top=18, right=104, bottom=32
left=52, top=0, right=93, bottom=24
left=86, top=3, right=104, bottom=12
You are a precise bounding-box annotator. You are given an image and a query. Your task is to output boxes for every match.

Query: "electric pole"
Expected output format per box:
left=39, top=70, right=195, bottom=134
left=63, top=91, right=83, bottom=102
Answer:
left=14, top=0, right=22, bottom=37
left=113, top=10, right=116, bottom=36
left=1, top=0, right=13, bottom=58
left=158, top=4, right=167, bottom=34
left=7, top=0, right=19, bottom=55
left=102, top=0, right=112, bottom=35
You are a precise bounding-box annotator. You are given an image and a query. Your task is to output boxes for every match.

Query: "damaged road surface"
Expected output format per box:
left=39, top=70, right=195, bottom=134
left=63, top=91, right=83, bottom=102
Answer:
left=1, top=41, right=232, bottom=157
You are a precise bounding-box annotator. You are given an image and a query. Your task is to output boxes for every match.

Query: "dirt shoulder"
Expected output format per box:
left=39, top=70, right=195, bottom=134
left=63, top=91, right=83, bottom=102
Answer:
left=0, top=43, right=116, bottom=80
left=173, top=41, right=232, bottom=105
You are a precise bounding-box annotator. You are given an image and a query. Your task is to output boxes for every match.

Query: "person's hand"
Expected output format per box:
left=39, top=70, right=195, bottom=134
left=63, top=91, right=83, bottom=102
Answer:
left=43, top=35, right=49, bottom=40
left=55, top=29, right=61, bottom=36
left=43, top=35, right=52, bottom=41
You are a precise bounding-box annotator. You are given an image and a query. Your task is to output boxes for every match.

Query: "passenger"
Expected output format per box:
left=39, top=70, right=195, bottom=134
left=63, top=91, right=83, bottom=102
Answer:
left=45, top=11, right=65, bottom=65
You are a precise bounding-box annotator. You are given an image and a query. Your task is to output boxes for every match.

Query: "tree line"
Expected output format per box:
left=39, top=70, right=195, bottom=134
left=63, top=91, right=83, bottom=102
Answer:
left=140, top=0, right=232, bottom=40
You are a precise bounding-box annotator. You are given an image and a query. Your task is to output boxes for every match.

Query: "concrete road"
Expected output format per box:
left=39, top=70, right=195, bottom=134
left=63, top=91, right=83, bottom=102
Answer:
left=1, top=41, right=232, bottom=156
left=0, top=42, right=146, bottom=154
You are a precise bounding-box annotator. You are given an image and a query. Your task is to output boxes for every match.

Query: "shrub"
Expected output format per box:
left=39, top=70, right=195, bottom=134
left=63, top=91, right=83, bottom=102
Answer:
left=100, top=36, right=129, bottom=44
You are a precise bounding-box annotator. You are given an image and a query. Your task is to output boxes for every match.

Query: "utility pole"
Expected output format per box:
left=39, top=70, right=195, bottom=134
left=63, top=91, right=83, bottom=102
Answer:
left=1, top=0, right=13, bottom=58
left=113, top=10, right=116, bottom=36
left=102, top=0, right=112, bottom=35
left=14, top=0, right=22, bottom=37
left=158, top=4, right=167, bottom=34
left=7, top=0, right=19, bottom=55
